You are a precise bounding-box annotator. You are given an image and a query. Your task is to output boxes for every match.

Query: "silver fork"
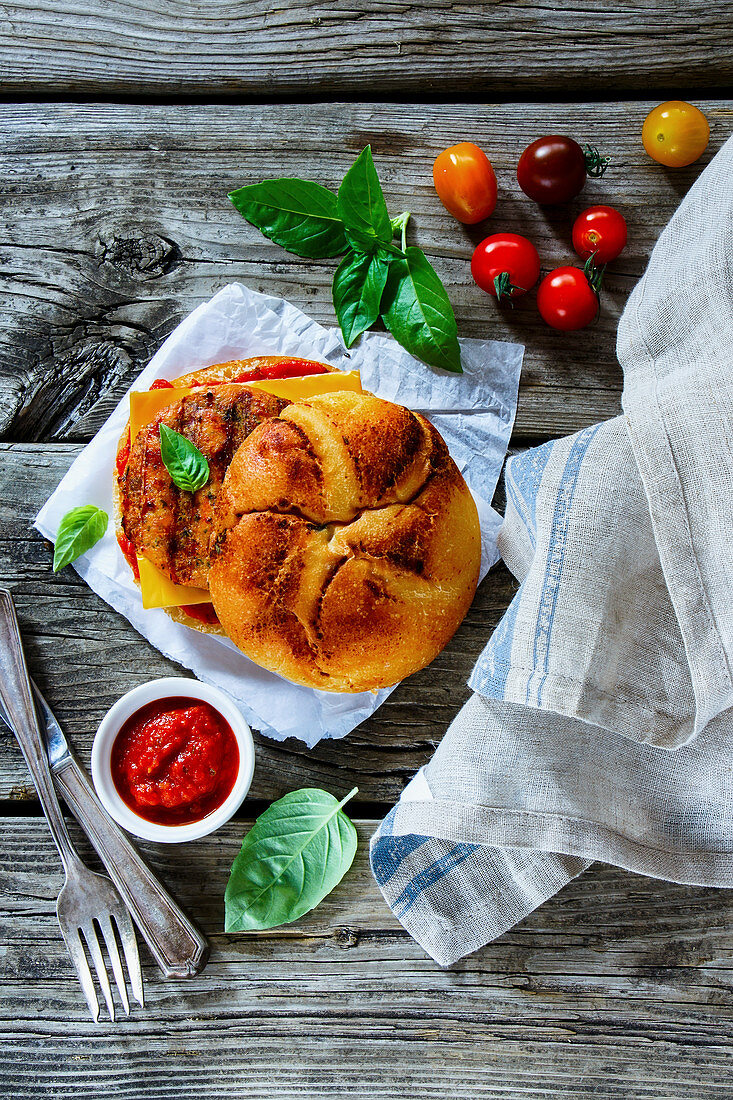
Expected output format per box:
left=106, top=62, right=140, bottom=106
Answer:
left=0, top=590, right=143, bottom=1021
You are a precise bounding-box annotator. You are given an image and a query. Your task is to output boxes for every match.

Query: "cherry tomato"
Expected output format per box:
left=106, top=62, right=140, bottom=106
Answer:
left=572, top=206, right=627, bottom=264
left=433, top=142, right=498, bottom=224
left=642, top=101, right=709, bottom=167
left=536, top=267, right=599, bottom=331
left=517, top=136, right=586, bottom=204
left=471, top=233, right=540, bottom=301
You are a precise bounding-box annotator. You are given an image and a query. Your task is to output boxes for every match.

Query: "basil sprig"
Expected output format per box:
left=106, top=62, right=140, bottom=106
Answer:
left=224, top=787, right=358, bottom=932
left=159, top=424, right=209, bottom=492
left=53, top=505, right=108, bottom=572
left=229, top=146, right=462, bottom=373
left=228, top=178, right=348, bottom=258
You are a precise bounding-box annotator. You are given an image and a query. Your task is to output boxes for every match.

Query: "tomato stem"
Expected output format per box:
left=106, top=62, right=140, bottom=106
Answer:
left=583, top=254, right=606, bottom=294
left=493, top=270, right=524, bottom=304
left=583, top=145, right=610, bottom=178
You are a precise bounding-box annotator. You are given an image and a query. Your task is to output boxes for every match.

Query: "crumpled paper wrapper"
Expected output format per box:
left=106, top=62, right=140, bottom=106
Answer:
left=35, top=283, right=523, bottom=746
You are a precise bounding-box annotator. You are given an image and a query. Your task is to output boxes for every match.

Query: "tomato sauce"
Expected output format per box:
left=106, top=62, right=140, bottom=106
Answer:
left=111, top=697, right=239, bottom=826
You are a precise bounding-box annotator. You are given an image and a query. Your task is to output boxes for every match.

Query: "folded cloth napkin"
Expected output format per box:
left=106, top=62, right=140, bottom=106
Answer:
left=370, top=134, right=733, bottom=966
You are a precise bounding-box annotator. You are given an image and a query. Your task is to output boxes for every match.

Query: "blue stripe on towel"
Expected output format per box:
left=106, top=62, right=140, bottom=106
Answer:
left=473, top=584, right=522, bottom=696
left=392, top=843, right=480, bottom=918
left=504, top=438, right=555, bottom=551
left=527, top=424, right=601, bottom=705
left=371, top=832, right=431, bottom=887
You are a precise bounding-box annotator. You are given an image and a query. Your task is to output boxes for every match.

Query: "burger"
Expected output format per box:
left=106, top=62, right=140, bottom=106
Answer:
left=115, top=358, right=481, bottom=691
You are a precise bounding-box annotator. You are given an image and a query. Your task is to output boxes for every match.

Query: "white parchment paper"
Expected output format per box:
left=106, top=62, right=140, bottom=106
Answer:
left=35, top=283, right=523, bottom=746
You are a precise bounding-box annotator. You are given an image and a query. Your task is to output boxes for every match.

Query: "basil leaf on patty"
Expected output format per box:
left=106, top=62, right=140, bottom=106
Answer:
left=159, top=424, right=210, bottom=492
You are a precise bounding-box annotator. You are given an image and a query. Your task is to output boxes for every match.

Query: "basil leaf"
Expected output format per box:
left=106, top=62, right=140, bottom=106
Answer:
left=159, top=424, right=210, bottom=492
left=224, top=787, right=358, bottom=932
left=229, top=179, right=348, bottom=258
left=337, top=146, right=392, bottom=252
left=53, top=505, right=108, bottom=572
left=381, top=246, right=463, bottom=374
left=333, top=249, right=391, bottom=348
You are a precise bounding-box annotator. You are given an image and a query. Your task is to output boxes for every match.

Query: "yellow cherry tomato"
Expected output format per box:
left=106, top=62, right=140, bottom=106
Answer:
left=642, top=101, right=710, bottom=168
left=433, top=143, right=497, bottom=224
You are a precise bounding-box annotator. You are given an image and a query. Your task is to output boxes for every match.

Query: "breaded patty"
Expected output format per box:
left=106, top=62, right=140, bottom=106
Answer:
left=118, top=384, right=288, bottom=588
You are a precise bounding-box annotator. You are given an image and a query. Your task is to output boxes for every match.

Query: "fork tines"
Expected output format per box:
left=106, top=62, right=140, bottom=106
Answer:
left=62, top=907, right=144, bottom=1023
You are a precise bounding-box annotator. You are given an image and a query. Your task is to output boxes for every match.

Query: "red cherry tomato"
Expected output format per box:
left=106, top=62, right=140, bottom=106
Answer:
left=471, top=233, right=541, bottom=301
left=433, top=142, right=498, bottom=224
left=517, top=136, right=607, bottom=204
left=572, top=206, right=627, bottom=264
left=536, top=267, right=599, bottom=331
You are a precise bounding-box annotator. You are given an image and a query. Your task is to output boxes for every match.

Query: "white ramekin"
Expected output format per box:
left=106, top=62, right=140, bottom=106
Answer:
left=91, top=677, right=255, bottom=843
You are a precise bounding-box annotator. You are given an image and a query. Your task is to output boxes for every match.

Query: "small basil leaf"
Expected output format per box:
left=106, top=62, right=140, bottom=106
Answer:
left=333, top=249, right=391, bottom=348
left=53, top=505, right=108, bottom=572
left=337, top=146, right=392, bottom=250
left=224, top=787, right=358, bottom=932
left=381, top=246, right=463, bottom=374
left=159, top=424, right=210, bottom=492
left=229, top=179, right=348, bottom=258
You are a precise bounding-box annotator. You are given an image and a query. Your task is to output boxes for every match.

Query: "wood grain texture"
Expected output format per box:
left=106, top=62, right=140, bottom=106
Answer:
left=0, top=0, right=732, bottom=98
left=0, top=443, right=516, bottom=801
left=1, top=818, right=733, bottom=1099
left=2, top=101, right=731, bottom=446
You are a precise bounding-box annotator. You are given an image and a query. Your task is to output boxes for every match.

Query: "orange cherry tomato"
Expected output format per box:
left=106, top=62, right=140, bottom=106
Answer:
left=433, top=143, right=498, bottom=224
left=642, top=101, right=709, bottom=168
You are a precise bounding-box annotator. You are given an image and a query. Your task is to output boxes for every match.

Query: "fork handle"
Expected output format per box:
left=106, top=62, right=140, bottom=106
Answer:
left=54, top=752, right=210, bottom=978
left=0, top=590, right=80, bottom=873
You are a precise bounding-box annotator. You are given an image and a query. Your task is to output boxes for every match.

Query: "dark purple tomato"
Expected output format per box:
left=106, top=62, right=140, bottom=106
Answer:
left=517, top=136, right=587, bottom=204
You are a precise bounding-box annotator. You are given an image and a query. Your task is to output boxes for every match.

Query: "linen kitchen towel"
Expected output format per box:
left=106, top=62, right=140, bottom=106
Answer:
left=371, top=135, right=733, bottom=965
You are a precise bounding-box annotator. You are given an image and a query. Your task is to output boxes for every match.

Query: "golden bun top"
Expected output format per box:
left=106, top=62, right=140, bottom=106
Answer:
left=208, top=391, right=481, bottom=693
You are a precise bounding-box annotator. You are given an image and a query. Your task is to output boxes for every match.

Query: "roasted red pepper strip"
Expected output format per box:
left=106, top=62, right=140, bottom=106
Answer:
left=252, top=359, right=329, bottom=380
left=117, top=532, right=140, bottom=581
left=115, top=429, right=131, bottom=478
left=180, top=603, right=220, bottom=626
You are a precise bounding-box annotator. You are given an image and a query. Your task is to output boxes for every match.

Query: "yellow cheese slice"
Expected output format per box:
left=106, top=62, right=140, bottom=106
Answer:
left=132, top=370, right=361, bottom=610
left=129, top=372, right=361, bottom=442
left=137, top=556, right=212, bottom=610
left=246, top=370, right=362, bottom=401
left=130, top=387, right=193, bottom=442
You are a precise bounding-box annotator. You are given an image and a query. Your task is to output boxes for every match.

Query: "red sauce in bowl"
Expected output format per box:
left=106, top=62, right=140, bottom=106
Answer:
left=111, top=697, right=239, bottom=826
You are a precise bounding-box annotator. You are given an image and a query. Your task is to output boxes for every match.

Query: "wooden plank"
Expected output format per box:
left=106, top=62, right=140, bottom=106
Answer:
left=1, top=818, right=733, bottom=1098
left=0, top=443, right=516, bottom=802
left=0, top=0, right=731, bottom=98
left=3, top=103, right=731, bottom=446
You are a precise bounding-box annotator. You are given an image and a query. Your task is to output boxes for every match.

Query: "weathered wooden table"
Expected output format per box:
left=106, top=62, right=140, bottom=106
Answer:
left=2, top=4, right=733, bottom=1097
